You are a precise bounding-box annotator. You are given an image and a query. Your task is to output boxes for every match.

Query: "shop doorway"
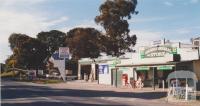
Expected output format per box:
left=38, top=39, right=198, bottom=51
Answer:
left=111, top=69, right=122, bottom=87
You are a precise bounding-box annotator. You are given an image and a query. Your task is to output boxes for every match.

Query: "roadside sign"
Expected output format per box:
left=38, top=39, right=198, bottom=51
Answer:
left=37, top=70, right=43, bottom=75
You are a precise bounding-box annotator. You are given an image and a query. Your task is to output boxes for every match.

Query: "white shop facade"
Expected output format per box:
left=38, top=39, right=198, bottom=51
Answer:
left=78, top=40, right=200, bottom=89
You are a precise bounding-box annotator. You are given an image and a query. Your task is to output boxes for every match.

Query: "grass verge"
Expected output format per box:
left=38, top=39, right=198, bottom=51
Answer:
left=31, top=79, right=63, bottom=84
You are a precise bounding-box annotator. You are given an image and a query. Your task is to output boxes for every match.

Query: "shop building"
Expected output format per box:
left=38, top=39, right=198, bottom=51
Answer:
left=78, top=38, right=200, bottom=89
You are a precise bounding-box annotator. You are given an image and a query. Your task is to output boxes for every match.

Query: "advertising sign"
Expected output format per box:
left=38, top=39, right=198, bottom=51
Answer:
left=59, top=47, right=69, bottom=59
left=99, top=65, right=109, bottom=74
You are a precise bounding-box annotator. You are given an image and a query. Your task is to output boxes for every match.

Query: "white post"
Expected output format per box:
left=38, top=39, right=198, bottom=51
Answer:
left=94, top=64, right=96, bottom=80
left=185, top=78, right=188, bottom=100
left=134, top=71, right=137, bottom=81
left=64, top=58, right=66, bottom=82
left=78, top=64, right=81, bottom=80
left=89, top=63, right=95, bottom=82
left=162, top=80, right=165, bottom=91
left=185, top=83, right=188, bottom=100
left=172, top=83, right=175, bottom=96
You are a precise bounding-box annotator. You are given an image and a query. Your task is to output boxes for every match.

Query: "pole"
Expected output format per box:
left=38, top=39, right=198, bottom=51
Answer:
left=78, top=64, right=81, bottom=80
left=185, top=78, right=188, bottom=100
left=64, top=58, right=66, bottom=82
left=175, top=63, right=178, bottom=88
left=185, top=84, right=188, bottom=100
left=153, top=67, right=155, bottom=90
left=198, top=46, right=200, bottom=59
left=98, top=68, right=99, bottom=84
left=115, top=68, right=117, bottom=87
left=162, top=80, right=165, bottom=91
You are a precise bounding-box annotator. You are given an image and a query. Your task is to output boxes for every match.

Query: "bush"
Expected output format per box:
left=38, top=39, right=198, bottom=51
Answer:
left=0, top=71, right=18, bottom=78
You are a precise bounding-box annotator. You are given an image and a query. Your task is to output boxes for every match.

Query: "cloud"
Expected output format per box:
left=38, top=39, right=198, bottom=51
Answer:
left=42, top=16, right=69, bottom=28
left=130, top=30, right=163, bottom=48
left=0, top=0, right=46, bottom=6
left=58, top=20, right=104, bottom=33
left=175, top=28, right=191, bottom=34
left=163, top=1, right=174, bottom=6
left=190, top=0, right=199, bottom=4
left=0, top=10, right=69, bottom=42
left=130, top=17, right=172, bottom=23
left=163, top=0, right=199, bottom=6
left=0, top=10, right=69, bottom=63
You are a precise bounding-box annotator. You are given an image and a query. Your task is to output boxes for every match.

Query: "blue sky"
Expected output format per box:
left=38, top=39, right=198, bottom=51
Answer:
left=0, top=0, right=200, bottom=63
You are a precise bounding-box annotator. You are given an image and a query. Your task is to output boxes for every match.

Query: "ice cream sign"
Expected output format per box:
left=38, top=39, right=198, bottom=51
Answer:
left=140, top=46, right=177, bottom=58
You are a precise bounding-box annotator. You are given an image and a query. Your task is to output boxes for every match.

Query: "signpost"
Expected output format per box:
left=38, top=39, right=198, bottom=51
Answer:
left=58, top=47, right=70, bottom=82
left=59, top=47, right=69, bottom=59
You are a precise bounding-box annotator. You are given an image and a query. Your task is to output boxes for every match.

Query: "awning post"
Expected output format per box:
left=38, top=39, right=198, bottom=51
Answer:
left=153, top=67, right=155, bottom=90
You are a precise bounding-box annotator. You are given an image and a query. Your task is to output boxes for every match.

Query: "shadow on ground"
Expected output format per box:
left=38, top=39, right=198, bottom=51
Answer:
left=1, top=85, right=167, bottom=99
left=1, top=80, right=167, bottom=106
left=2, top=102, right=133, bottom=106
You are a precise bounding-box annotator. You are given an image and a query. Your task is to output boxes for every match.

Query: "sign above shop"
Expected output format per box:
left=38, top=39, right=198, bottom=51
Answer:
left=119, top=67, right=129, bottom=71
left=140, top=46, right=177, bottom=58
left=157, top=65, right=173, bottom=70
left=136, top=66, right=150, bottom=71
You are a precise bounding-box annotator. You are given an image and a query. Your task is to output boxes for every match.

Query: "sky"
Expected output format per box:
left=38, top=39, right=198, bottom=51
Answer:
left=0, top=0, right=200, bottom=63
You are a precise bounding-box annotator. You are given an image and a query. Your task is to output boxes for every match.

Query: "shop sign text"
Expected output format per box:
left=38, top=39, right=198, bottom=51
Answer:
left=140, top=46, right=177, bottom=58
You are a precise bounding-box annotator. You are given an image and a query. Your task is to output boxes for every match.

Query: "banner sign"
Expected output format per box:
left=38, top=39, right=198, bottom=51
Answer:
left=59, top=47, right=69, bottom=59
left=99, top=65, right=109, bottom=74
left=140, top=46, right=177, bottom=58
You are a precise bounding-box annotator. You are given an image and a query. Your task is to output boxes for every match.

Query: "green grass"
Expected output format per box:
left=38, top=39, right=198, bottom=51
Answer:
left=32, top=79, right=63, bottom=84
left=1, top=71, right=63, bottom=84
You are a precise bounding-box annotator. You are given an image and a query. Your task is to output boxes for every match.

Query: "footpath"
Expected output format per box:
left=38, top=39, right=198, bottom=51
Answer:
left=45, top=80, right=200, bottom=106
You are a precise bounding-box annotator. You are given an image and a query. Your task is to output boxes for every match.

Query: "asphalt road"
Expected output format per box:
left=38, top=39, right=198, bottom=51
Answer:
left=1, top=80, right=185, bottom=106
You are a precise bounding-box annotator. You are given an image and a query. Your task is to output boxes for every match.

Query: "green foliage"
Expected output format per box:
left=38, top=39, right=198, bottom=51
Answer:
left=37, top=30, right=67, bottom=55
left=20, top=38, right=48, bottom=69
left=95, top=0, right=138, bottom=57
left=8, top=33, right=30, bottom=50
left=66, top=27, right=104, bottom=60
left=0, top=71, right=18, bottom=78
left=6, top=30, right=67, bottom=70
left=6, top=33, right=48, bottom=69
left=32, top=79, right=63, bottom=84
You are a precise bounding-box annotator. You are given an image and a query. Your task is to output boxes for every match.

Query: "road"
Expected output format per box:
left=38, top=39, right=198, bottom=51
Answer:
left=1, top=80, right=190, bottom=106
